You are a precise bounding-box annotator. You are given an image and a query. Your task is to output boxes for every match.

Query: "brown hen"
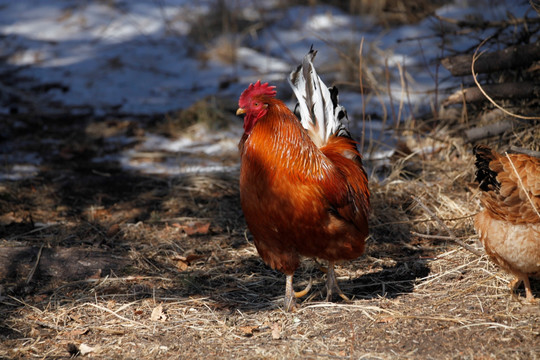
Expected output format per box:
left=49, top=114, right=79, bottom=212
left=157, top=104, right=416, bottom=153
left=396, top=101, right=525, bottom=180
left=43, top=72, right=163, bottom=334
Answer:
left=473, top=145, right=540, bottom=302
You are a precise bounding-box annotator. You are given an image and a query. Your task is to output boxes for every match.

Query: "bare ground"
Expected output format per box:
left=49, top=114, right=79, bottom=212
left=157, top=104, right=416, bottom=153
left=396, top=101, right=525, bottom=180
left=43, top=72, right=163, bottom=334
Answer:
left=0, top=104, right=539, bottom=360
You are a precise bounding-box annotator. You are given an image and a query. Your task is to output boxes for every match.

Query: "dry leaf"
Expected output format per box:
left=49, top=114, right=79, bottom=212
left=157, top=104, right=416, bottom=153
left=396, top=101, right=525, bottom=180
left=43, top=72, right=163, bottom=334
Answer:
left=239, top=325, right=259, bottom=337
left=271, top=323, right=281, bottom=340
left=175, top=258, right=189, bottom=271
left=172, top=222, right=211, bottom=235
left=172, top=253, right=204, bottom=271
left=376, top=316, right=396, bottom=324
left=88, top=269, right=102, bottom=280
left=150, top=304, right=167, bottom=322
left=185, top=254, right=204, bottom=263
left=106, top=223, right=120, bottom=237
left=79, top=343, right=98, bottom=355
left=32, top=294, right=48, bottom=303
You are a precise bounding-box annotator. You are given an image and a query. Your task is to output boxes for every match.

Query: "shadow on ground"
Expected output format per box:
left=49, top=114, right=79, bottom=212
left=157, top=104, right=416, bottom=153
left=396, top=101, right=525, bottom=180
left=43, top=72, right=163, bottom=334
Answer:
left=0, top=111, right=437, bottom=341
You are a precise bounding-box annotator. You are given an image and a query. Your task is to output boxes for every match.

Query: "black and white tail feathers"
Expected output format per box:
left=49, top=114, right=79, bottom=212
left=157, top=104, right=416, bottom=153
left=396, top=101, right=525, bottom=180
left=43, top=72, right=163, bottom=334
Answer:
left=288, top=47, right=350, bottom=148
left=473, top=145, right=501, bottom=192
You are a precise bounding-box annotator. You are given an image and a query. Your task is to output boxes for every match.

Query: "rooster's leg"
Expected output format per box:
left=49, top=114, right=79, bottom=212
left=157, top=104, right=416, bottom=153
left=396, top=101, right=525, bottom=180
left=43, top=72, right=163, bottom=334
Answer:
left=284, top=274, right=296, bottom=311
left=326, top=261, right=350, bottom=302
left=284, top=274, right=313, bottom=312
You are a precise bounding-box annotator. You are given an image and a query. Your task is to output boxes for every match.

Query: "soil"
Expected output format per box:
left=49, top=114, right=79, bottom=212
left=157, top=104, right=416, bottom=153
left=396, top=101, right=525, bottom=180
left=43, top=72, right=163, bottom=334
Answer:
left=0, top=107, right=539, bottom=360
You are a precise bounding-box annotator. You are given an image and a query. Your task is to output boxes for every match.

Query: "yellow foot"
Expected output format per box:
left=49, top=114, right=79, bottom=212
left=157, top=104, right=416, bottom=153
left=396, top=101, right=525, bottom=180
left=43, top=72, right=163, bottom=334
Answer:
left=284, top=274, right=313, bottom=312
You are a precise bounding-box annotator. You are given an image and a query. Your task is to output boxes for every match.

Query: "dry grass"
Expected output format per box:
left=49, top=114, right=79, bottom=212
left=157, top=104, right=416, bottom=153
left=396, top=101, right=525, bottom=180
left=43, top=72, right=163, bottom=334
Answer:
left=2, top=3, right=540, bottom=356
left=1, top=103, right=540, bottom=359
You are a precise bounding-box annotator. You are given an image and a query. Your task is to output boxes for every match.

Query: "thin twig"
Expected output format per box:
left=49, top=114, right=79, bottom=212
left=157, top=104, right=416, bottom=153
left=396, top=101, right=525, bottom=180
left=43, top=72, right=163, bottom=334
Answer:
left=412, top=196, right=483, bottom=257
left=372, top=213, right=475, bottom=228
left=26, top=243, right=44, bottom=284
left=458, top=322, right=517, bottom=330
left=471, top=38, right=540, bottom=120
left=435, top=14, right=540, bottom=29
left=396, top=62, right=405, bottom=130
left=35, top=321, right=65, bottom=331
left=393, top=314, right=468, bottom=324
left=410, top=232, right=475, bottom=241
left=52, top=275, right=173, bottom=294
left=359, top=37, right=366, bottom=151
left=85, top=303, right=151, bottom=329
left=8, top=222, right=62, bottom=241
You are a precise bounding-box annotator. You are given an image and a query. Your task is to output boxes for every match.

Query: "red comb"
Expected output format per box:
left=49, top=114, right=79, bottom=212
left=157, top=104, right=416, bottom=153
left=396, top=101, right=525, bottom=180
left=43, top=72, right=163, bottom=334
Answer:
left=239, top=80, right=277, bottom=107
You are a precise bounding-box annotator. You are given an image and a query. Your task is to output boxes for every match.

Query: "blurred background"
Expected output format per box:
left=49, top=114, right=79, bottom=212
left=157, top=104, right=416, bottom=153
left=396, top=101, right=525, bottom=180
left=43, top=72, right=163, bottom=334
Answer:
left=1, top=0, right=538, bottom=180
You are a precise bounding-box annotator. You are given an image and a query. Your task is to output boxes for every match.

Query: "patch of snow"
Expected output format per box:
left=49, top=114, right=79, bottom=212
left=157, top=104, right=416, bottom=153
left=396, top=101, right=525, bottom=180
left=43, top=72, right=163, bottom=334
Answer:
left=0, top=164, right=40, bottom=181
left=0, top=0, right=535, bottom=177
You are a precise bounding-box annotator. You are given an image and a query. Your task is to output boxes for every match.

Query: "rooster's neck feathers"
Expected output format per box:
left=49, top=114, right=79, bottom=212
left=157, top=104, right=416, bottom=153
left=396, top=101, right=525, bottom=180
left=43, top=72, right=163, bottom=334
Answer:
left=243, top=100, right=332, bottom=181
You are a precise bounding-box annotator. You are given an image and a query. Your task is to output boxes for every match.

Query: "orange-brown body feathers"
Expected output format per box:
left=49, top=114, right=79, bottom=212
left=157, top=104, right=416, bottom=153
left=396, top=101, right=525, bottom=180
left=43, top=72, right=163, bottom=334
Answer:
left=473, top=145, right=540, bottom=302
left=237, top=50, right=369, bottom=310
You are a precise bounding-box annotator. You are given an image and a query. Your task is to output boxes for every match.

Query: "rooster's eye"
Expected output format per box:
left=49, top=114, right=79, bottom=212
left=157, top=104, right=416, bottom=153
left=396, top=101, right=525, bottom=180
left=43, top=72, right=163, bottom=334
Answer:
left=254, top=102, right=259, bottom=106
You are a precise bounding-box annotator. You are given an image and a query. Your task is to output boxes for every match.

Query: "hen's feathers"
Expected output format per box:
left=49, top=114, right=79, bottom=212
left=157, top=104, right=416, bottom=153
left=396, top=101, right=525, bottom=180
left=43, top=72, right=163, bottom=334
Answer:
left=473, top=145, right=501, bottom=192
left=289, top=48, right=350, bottom=147
left=473, top=145, right=540, bottom=301
left=473, top=145, right=540, bottom=224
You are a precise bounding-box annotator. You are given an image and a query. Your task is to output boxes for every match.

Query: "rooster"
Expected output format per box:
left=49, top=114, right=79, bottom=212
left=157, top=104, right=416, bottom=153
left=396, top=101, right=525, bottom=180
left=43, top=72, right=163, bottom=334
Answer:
left=473, top=145, right=540, bottom=302
left=236, top=49, right=370, bottom=311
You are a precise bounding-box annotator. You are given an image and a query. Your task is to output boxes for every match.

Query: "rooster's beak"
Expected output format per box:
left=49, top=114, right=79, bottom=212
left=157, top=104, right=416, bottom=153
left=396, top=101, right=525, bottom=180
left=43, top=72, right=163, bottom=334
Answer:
left=236, top=108, right=246, bottom=116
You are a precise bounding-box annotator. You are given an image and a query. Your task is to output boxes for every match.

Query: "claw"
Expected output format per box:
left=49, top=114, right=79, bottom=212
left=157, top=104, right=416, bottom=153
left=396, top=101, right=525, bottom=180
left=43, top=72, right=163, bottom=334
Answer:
left=326, top=261, right=350, bottom=302
left=295, top=277, right=313, bottom=298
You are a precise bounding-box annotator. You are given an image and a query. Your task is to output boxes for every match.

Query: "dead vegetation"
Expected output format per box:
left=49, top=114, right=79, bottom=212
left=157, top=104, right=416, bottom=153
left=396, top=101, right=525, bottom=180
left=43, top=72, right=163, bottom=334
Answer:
left=1, top=102, right=539, bottom=358
left=2, top=2, right=540, bottom=359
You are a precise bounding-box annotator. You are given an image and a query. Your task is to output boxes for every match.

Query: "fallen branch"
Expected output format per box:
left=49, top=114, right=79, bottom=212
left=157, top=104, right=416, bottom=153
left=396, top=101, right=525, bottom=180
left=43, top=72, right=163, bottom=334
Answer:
left=508, top=146, right=540, bottom=158
left=464, top=120, right=514, bottom=142
left=471, top=40, right=540, bottom=121
left=441, top=42, right=540, bottom=76
left=435, top=14, right=540, bottom=31
left=443, top=83, right=540, bottom=106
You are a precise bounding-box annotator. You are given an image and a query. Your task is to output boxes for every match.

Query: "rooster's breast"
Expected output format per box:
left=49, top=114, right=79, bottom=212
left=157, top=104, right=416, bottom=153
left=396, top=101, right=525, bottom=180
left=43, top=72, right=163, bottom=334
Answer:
left=239, top=137, right=367, bottom=274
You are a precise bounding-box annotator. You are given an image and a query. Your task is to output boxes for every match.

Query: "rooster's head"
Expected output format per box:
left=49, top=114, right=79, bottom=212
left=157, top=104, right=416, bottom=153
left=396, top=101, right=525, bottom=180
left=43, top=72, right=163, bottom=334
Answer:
left=237, top=80, right=276, bottom=134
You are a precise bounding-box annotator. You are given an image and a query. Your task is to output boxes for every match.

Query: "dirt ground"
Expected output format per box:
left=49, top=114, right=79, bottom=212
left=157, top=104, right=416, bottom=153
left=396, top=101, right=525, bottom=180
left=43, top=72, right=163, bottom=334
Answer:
left=0, top=101, right=539, bottom=360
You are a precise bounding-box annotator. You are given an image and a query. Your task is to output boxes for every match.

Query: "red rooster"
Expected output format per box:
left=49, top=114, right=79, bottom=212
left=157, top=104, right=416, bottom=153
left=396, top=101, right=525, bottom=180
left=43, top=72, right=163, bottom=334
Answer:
left=236, top=49, right=370, bottom=311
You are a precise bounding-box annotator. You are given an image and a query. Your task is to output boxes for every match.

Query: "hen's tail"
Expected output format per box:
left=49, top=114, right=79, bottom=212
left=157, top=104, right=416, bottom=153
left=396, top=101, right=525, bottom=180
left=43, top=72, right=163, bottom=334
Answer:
left=288, top=47, right=350, bottom=147
left=473, top=145, right=500, bottom=192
